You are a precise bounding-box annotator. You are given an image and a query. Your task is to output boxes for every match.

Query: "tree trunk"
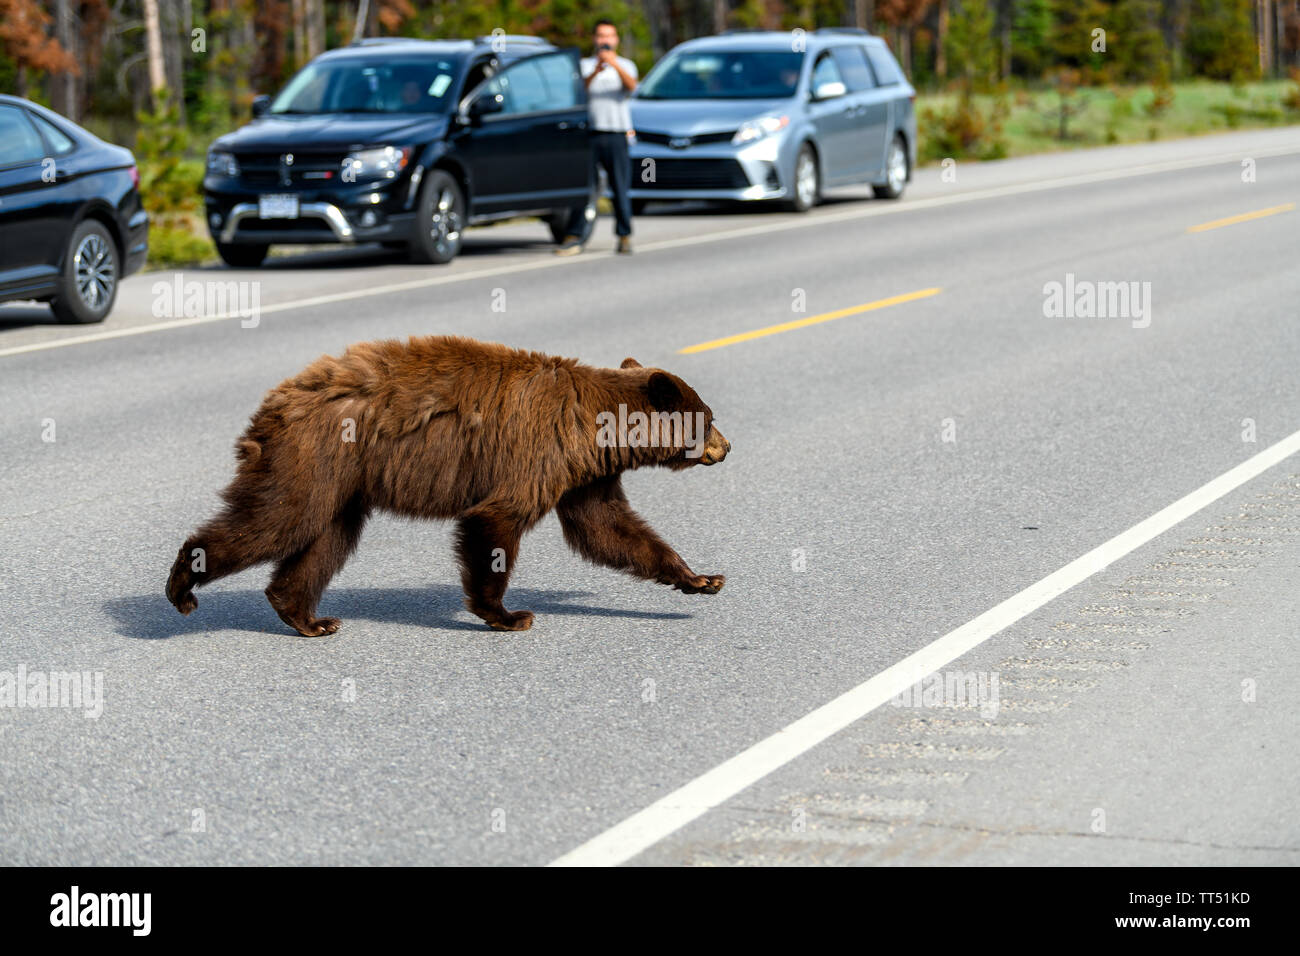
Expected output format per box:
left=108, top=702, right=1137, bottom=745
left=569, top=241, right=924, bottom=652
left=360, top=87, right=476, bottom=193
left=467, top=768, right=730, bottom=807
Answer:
left=935, top=0, right=949, bottom=79
left=162, top=0, right=187, bottom=122
left=353, top=0, right=370, bottom=43
left=714, top=0, right=728, bottom=33
left=306, top=0, right=326, bottom=59
left=292, top=0, right=307, bottom=66
left=142, top=0, right=168, bottom=108
left=53, top=0, right=78, bottom=120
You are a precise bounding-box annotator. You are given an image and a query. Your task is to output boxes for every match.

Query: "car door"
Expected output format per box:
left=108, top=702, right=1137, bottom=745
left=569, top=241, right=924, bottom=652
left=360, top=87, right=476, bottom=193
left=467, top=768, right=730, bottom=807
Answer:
left=829, top=44, right=887, bottom=182
left=454, top=49, right=589, bottom=217
left=864, top=43, right=909, bottom=172
left=0, top=104, right=64, bottom=292
left=805, top=51, right=856, bottom=185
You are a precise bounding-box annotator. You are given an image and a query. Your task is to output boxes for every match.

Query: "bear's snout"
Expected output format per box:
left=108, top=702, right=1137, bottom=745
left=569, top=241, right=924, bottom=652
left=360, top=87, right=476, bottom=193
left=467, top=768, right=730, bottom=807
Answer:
left=701, top=425, right=730, bottom=465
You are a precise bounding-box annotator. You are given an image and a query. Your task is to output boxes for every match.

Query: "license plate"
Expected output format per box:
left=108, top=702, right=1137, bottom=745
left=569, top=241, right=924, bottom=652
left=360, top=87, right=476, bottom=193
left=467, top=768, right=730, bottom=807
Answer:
left=258, top=194, right=299, bottom=219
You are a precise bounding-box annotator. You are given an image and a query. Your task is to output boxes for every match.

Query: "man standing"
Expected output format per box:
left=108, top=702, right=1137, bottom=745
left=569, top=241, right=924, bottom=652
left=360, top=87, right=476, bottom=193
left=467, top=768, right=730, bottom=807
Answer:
left=556, top=20, right=638, bottom=256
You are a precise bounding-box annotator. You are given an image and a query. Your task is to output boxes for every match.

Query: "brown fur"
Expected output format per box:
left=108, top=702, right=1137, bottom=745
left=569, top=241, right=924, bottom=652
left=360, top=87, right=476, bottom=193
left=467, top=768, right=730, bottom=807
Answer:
left=166, top=336, right=730, bottom=634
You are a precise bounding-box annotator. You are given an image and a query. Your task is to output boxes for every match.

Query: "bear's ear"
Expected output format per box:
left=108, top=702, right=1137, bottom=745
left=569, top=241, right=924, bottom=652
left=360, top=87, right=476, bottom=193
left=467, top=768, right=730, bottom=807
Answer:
left=646, top=371, right=683, bottom=409
left=620, top=357, right=643, bottom=369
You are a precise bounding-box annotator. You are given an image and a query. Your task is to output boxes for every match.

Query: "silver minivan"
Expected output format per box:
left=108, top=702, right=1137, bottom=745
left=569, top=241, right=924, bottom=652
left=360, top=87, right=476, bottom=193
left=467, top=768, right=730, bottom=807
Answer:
left=629, top=28, right=916, bottom=212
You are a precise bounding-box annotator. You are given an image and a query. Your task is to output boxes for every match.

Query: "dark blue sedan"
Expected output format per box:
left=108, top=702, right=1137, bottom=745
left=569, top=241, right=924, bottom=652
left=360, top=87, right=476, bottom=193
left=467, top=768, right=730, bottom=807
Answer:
left=0, top=94, right=149, bottom=324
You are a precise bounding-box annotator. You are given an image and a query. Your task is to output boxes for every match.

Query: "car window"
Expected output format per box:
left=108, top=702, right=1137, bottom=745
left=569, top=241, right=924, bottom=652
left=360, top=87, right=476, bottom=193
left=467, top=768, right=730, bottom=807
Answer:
left=461, top=57, right=497, bottom=100
left=271, top=57, right=463, bottom=114
left=29, top=111, right=76, bottom=155
left=811, top=53, right=844, bottom=91
left=830, top=46, right=875, bottom=92
left=865, top=45, right=904, bottom=86
left=532, top=53, right=578, bottom=109
left=0, top=106, right=46, bottom=166
left=637, top=50, right=804, bottom=100
left=481, top=53, right=577, bottom=115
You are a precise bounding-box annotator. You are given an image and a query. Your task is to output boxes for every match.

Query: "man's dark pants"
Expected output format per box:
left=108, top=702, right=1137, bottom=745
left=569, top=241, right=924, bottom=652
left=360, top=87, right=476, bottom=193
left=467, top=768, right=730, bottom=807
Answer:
left=585, top=130, right=633, bottom=238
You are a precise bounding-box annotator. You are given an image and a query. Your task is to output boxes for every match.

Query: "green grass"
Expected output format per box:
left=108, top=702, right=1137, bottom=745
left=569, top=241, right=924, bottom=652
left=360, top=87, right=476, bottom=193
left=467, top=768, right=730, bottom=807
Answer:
left=916, top=80, right=1300, bottom=165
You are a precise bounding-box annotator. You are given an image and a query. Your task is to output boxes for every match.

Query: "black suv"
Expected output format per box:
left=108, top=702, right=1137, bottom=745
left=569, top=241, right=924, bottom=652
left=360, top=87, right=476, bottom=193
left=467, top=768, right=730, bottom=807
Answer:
left=0, top=95, right=149, bottom=324
left=204, top=36, right=595, bottom=267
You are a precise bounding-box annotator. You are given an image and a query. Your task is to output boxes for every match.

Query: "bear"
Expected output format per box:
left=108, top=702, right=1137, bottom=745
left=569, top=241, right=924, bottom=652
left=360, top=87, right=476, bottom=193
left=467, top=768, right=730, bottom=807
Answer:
left=166, top=335, right=730, bottom=635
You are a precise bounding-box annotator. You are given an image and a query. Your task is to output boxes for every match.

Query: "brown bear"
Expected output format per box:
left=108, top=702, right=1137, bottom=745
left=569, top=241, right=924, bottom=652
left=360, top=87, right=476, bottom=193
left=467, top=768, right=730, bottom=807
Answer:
left=166, top=335, right=730, bottom=635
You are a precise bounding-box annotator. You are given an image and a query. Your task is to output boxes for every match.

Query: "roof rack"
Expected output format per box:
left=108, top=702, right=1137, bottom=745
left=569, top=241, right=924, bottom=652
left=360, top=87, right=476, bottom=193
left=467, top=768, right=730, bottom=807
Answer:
left=472, top=34, right=548, bottom=46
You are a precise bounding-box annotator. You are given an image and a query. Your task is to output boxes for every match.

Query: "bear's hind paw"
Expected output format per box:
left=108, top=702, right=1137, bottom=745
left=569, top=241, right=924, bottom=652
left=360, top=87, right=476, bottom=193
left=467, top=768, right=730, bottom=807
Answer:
left=676, top=574, right=725, bottom=595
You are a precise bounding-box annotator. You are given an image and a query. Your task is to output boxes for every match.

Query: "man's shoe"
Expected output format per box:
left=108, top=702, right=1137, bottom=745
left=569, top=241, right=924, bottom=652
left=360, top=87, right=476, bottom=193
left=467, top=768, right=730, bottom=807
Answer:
left=554, top=236, right=584, bottom=256
left=616, top=237, right=633, bottom=255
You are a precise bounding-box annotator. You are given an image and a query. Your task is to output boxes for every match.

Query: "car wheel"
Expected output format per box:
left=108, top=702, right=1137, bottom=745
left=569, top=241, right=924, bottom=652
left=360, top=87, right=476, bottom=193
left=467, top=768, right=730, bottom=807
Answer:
left=631, top=199, right=648, bottom=216
left=50, top=220, right=119, bottom=325
left=786, top=144, right=819, bottom=213
left=409, top=170, right=465, bottom=265
left=872, top=135, right=909, bottom=200
left=216, top=243, right=269, bottom=268
left=548, top=187, right=597, bottom=245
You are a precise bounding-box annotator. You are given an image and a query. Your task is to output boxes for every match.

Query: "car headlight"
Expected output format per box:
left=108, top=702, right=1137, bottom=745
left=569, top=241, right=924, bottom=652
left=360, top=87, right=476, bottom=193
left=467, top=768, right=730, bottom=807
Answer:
left=732, top=115, right=790, bottom=145
left=340, top=146, right=412, bottom=182
left=206, top=150, right=239, bottom=177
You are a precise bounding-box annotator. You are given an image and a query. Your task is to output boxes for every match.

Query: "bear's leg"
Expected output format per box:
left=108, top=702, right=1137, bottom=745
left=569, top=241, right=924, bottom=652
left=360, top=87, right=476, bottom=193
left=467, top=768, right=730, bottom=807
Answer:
left=557, top=476, right=725, bottom=595
left=455, top=506, right=534, bottom=632
left=264, top=501, right=368, bottom=637
left=167, top=517, right=296, bottom=616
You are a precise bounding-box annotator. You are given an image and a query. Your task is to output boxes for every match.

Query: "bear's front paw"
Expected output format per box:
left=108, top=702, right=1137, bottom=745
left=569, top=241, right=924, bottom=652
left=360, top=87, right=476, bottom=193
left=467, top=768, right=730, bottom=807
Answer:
left=487, top=609, right=534, bottom=632
left=296, top=617, right=342, bottom=637
left=676, top=574, right=725, bottom=595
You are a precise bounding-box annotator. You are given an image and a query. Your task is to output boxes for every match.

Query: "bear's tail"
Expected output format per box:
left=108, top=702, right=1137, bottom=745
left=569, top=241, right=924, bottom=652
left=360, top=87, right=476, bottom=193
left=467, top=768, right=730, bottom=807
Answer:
left=166, top=542, right=201, bottom=615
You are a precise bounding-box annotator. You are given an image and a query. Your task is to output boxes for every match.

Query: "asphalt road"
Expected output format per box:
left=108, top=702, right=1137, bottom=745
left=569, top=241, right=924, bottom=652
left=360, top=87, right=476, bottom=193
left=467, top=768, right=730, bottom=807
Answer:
left=2, top=127, right=1298, bottom=865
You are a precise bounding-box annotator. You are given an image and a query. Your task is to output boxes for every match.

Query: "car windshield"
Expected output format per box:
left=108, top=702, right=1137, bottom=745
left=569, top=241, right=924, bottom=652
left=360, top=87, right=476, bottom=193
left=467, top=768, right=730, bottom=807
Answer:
left=269, top=57, right=463, bottom=115
left=637, top=50, right=804, bottom=100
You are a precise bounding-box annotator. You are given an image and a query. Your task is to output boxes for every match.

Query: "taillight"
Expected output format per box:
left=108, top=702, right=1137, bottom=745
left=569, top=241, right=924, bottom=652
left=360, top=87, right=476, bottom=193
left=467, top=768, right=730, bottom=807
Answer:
left=128, top=164, right=140, bottom=190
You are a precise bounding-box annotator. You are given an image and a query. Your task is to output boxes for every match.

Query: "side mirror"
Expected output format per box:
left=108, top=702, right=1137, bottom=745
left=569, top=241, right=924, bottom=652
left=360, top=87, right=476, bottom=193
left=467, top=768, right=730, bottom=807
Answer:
left=251, top=94, right=271, bottom=119
left=466, top=93, right=504, bottom=123
left=812, top=80, right=847, bottom=101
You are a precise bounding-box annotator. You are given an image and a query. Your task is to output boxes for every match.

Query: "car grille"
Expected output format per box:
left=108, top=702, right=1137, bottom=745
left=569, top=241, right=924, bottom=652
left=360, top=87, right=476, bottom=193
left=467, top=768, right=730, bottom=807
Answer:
left=635, top=158, right=751, bottom=190
left=235, top=151, right=347, bottom=188
left=635, top=129, right=736, bottom=148
left=236, top=218, right=335, bottom=235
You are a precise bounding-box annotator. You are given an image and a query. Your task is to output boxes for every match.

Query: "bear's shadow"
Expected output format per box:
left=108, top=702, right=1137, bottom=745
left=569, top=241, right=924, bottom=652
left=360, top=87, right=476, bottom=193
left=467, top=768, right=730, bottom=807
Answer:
left=104, top=584, right=692, bottom=640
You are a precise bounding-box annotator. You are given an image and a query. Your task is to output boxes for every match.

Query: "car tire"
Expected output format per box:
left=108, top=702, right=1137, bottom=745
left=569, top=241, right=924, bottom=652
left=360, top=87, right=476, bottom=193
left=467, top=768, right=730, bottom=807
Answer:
left=631, top=199, right=648, bottom=216
left=872, top=135, right=909, bottom=200
left=216, top=243, right=269, bottom=268
left=785, top=144, right=819, bottom=213
left=409, top=170, right=465, bottom=265
left=548, top=186, right=597, bottom=245
left=50, top=219, right=119, bottom=325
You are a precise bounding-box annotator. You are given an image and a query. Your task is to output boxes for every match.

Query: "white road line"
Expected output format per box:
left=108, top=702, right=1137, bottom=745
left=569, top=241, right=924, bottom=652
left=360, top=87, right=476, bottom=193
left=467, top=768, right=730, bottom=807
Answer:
left=3, top=141, right=1298, bottom=361
left=548, top=426, right=1300, bottom=866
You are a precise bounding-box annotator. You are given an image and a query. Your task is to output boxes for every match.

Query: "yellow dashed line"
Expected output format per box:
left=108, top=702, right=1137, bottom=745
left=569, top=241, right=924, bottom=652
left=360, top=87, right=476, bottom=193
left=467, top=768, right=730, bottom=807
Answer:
left=1187, top=202, right=1295, bottom=233
left=679, top=287, right=943, bottom=354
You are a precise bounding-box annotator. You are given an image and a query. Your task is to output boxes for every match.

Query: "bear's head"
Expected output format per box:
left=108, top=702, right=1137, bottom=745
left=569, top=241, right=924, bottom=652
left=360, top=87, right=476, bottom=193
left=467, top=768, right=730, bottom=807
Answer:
left=613, top=357, right=730, bottom=470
